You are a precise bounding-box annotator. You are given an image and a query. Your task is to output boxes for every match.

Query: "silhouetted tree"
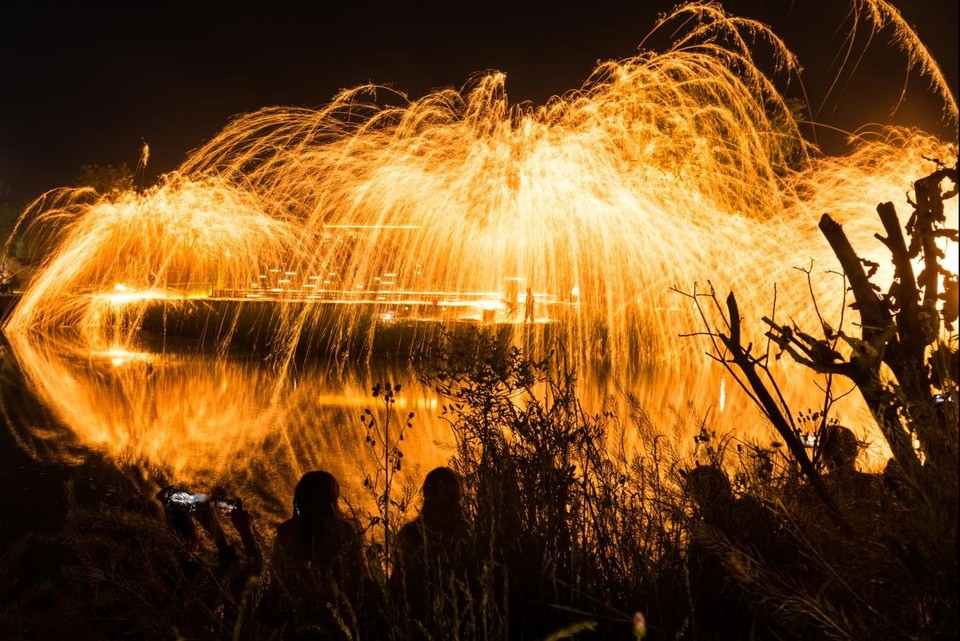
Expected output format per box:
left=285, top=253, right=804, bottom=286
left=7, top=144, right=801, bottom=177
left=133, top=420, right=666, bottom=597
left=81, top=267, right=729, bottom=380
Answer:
left=74, top=163, right=134, bottom=193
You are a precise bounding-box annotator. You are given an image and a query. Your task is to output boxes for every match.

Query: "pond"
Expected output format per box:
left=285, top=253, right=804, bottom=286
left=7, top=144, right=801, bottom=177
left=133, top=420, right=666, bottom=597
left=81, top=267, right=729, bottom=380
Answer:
left=0, top=310, right=882, bottom=544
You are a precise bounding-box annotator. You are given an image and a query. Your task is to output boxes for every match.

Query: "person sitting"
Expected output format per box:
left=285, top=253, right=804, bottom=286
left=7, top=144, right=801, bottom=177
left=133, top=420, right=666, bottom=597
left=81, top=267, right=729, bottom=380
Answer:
left=816, top=425, right=889, bottom=530
left=155, top=483, right=263, bottom=637
left=389, top=466, right=473, bottom=636
left=683, top=464, right=783, bottom=640
left=266, top=470, right=368, bottom=635
left=156, top=484, right=261, bottom=569
left=818, top=426, right=884, bottom=498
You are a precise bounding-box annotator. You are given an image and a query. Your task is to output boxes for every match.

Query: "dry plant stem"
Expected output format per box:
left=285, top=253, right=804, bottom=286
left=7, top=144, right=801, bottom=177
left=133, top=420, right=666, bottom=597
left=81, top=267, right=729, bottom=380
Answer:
left=678, top=282, right=849, bottom=529
left=719, top=292, right=850, bottom=534
left=912, top=166, right=957, bottom=311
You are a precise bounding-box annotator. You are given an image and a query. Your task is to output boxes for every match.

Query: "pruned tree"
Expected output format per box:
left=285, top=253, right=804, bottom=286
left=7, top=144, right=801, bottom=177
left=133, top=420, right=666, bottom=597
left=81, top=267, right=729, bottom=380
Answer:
left=678, top=159, right=958, bottom=640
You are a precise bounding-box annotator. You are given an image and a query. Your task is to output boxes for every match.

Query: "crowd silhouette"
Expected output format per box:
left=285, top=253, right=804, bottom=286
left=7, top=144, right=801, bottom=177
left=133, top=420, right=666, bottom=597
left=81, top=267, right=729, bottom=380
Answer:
left=0, top=417, right=945, bottom=641
left=132, top=428, right=921, bottom=641
left=183, top=465, right=482, bottom=640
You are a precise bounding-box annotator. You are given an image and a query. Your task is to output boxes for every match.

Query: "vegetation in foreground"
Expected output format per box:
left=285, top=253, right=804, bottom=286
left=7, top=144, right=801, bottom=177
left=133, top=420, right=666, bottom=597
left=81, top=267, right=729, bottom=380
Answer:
left=0, top=164, right=956, bottom=641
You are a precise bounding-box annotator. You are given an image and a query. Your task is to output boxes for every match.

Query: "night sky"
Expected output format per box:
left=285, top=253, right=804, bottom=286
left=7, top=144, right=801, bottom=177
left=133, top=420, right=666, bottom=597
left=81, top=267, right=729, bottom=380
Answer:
left=1, top=0, right=957, bottom=205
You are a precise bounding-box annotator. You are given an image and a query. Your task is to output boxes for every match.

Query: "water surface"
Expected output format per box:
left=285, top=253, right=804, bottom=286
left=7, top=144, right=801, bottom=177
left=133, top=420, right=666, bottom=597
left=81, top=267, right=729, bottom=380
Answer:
left=0, top=326, right=881, bottom=538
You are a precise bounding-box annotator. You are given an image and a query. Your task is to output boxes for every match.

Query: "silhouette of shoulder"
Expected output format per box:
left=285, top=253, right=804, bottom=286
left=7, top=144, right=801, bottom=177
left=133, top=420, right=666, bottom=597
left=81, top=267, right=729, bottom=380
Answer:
left=273, top=514, right=361, bottom=570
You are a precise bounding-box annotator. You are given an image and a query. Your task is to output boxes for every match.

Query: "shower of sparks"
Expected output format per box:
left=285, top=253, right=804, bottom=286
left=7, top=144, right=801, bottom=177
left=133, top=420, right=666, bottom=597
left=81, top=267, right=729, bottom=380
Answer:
left=2, top=2, right=956, bottom=382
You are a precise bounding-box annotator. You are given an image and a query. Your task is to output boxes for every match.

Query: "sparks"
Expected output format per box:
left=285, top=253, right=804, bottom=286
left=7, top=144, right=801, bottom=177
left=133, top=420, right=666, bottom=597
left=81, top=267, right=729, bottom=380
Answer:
left=2, top=2, right=955, bottom=385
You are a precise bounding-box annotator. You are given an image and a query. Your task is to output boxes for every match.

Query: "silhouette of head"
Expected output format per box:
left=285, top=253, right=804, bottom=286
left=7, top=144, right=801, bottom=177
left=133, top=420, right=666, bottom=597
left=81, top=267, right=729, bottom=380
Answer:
left=684, top=465, right=733, bottom=507
left=293, top=470, right=340, bottom=520
left=882, top=457, right=907, bottom=497
left=422, top=467, right=462, bottom=518
left=821, top=426, right=858, bottom=472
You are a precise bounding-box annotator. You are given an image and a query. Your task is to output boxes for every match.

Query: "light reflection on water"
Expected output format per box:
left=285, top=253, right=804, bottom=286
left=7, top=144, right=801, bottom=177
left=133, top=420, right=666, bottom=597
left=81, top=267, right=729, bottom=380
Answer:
left=0, top=330, right=883, bottom=530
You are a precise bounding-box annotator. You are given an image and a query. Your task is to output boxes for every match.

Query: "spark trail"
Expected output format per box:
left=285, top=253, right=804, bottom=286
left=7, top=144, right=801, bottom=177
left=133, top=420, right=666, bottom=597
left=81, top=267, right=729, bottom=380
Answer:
left=3, top=3, right=956, bottom=382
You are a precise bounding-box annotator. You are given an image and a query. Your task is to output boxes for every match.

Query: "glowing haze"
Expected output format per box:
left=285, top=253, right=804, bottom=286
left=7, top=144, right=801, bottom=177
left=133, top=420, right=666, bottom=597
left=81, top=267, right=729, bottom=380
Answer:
left=3, top=2, right=957, bottom=381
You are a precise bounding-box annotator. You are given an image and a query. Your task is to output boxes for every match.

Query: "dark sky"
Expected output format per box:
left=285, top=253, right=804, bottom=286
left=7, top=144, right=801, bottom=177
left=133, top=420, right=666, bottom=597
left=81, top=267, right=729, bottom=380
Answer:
left=1, top=1, right=956, bottom=204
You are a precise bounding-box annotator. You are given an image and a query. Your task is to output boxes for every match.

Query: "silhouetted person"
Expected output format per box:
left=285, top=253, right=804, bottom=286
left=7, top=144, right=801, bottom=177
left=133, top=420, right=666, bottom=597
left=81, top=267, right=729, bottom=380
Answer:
left=266, top=470, right=368, bottom=639
left=390, top=466, right=473, bottom=637
left=156, top=484, right=260, bottom=570
left=882, top=456, right=910, bottom=504
left=817, top=425, right=888, bottom=525
left=155, top=483, right=263, bottom=639
left=683, top=464, right=782, bottom=640
left=820, top=425, right=859, bottom=474
left=524, top=287, right=535, bottom=323
left=881, top=456, right=917, bottom=535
